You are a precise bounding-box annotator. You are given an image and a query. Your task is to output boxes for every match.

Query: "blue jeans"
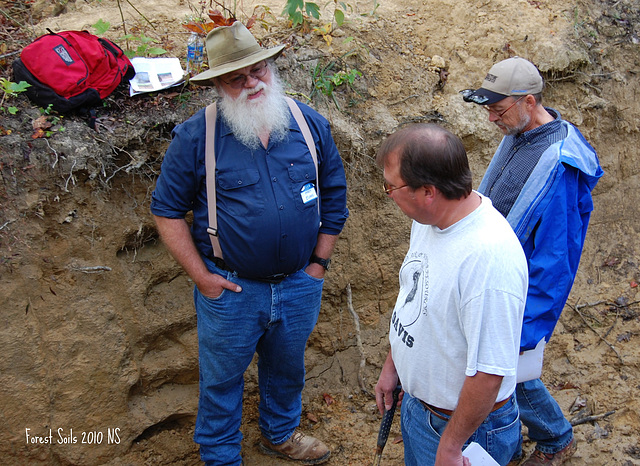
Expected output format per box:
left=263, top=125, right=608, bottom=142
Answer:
left=401, top=392, right=521, bottom=466
left=516, top=379, right=574, bottom=455
left=193, top=258, right=324, bottom=466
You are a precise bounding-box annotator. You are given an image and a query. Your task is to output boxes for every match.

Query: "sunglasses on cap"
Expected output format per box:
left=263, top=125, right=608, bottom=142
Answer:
left=459, top=89, right=489, bottom=104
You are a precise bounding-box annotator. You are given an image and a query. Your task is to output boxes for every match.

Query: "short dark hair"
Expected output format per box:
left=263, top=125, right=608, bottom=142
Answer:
left=376, top=123, right=472, bottom=200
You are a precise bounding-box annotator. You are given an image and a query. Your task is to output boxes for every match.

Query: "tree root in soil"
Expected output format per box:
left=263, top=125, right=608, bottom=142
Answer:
left=346, top=283, right=373, bottom=398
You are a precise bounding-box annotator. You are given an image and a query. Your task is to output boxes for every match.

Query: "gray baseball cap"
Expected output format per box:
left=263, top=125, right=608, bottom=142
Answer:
left=462, top=57, right=543, bottom=105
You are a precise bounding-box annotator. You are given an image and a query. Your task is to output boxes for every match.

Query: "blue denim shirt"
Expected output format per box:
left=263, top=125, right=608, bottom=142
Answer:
left=151, top=99, right=349, bottom=278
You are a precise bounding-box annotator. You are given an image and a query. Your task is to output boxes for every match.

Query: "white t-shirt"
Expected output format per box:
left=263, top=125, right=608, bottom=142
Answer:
left=389, top=193, right=528, bottom=410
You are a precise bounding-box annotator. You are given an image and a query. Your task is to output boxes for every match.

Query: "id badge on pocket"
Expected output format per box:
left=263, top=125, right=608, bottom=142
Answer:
left=300, top=182, right=318, bottom=204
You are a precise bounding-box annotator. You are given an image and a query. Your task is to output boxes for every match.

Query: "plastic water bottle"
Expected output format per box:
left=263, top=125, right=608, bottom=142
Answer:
left=186, top=32, right=204, bottom=75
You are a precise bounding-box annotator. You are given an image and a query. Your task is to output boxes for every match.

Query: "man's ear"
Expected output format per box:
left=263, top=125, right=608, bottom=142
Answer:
left=422, top=185, right=436, bottom=199
left=524, top=94, right=537, bottom=108
left=413, top=185, right=436, bottom=204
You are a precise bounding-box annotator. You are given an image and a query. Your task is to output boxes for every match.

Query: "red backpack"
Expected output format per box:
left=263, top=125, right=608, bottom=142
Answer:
left=12, top=29, right=135, bottom=122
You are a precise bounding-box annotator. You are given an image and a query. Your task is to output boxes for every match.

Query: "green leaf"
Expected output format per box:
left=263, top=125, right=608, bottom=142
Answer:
left=1, top=78, right=30, bottom=97
left=138, top=34, right=155, bottom=44
left=8, top=106, right=18, bottom=115
left=283, top=0, right=304, bottom=16
left=306, top=2, right=320, bottom=19
left=92, top=19, right=110, bottom=35
left=12, top=81, right=31, bottom=93
left=334, top=9, right=344, bottom=26
left=291, top=11, right=304, bottom=27
left=147, top=47, right=167, bottom=56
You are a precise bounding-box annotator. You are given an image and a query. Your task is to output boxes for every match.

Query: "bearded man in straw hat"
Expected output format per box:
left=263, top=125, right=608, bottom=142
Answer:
left=151, top=21, right=348, bottom=465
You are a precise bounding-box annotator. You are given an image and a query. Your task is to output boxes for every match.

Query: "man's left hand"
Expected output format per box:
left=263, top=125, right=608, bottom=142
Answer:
left=305, top=262, right=326, bottom=279
left=435, top=444, right=471, bottom=466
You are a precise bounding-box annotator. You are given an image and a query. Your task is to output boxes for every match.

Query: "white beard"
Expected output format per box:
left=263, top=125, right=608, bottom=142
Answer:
left=217, top=68, right=291, bottom=150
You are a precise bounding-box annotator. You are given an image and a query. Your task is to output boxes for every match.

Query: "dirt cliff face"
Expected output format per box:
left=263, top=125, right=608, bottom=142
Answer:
left=1, top=0, right=639, bottom=464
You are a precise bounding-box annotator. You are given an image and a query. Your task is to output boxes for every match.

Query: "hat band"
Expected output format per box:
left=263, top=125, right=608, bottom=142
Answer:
left=210, top=44, right=262, bottom=68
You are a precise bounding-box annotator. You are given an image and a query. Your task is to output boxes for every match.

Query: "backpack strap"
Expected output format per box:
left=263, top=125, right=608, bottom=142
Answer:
left=205, top=98, right=319, bottom=261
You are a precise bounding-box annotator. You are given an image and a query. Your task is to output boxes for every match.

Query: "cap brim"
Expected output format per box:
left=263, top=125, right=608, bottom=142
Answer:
left=468, top=88, right=509, bottom=105
left=189, top=45, right=285, bottom=86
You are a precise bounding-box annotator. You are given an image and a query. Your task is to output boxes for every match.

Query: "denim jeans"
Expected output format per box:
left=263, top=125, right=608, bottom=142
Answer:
left=516, top=379, right=574, bottom=454
left=193, top=257, right=324, bottom=466
left=401, top=392, right=521, bottom=466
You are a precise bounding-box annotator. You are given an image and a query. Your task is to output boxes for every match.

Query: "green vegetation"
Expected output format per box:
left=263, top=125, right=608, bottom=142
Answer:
left=119, top=33, right=168, bottom=58
left=91, top=20, right=167, bottom=58
left=282, top=0, right=321, bottom=28
left=0, top=78, right=31, bottom=115
left=311, top=58, right=362, bottom=109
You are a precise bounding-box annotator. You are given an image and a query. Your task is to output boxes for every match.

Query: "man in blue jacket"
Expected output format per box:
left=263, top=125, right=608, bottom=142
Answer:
left=462, top=57, right=603, bottom=465
left=151, top=22, right=348, bottom=466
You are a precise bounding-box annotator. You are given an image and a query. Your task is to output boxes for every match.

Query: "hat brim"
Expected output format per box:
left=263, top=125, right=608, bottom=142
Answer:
left=467, top=88, right=509, bottom=105
left=189, top=45, right=286, bottom=86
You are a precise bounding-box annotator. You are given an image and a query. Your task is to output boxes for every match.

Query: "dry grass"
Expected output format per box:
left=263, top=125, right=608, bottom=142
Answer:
left=0, top=0, right=39, bottom=80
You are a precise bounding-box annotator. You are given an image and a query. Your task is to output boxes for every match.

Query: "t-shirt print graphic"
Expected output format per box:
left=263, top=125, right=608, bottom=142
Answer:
left=396, top=252, right=429, bottom=327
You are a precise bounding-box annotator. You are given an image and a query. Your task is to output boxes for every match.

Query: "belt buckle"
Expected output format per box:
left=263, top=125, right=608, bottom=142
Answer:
left=263, top=273, right=287, bottom=283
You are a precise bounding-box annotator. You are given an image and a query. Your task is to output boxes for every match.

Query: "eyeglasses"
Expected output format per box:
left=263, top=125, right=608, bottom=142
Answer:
left=460, top=89, right=489, bottom=104
left=383, top=181, right=408, bottom=195
left=484, top=96, right=524, bottom=119
left=220, top=61, right=268, bottom=89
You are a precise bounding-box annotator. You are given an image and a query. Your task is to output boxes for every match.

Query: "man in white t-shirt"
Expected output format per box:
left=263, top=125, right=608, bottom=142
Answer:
left=375, top=123, right=528, bottom=466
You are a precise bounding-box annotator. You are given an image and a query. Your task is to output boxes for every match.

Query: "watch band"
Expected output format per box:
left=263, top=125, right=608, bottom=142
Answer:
left=309, top=254, right=331, bottom=271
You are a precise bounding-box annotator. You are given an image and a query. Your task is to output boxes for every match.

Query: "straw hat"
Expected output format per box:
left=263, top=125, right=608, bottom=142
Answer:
left=190, top=21, right=285, bottom=86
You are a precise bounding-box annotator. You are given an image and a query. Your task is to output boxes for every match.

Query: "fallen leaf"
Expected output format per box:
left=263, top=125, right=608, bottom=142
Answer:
left=31, top=128, right=47, bottom=139
left=32, top=115, right=52, bottom=131
left=306, top=412, right=319, bottom=423
left=208, top=10, right=236, bottom=27
left=322, top=393, right=335, bottom=405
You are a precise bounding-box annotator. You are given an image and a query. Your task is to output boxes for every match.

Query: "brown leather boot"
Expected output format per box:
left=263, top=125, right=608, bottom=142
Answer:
left=522, top=439, right=577, bottom=465
left=259, top=429, right=330, bottom=464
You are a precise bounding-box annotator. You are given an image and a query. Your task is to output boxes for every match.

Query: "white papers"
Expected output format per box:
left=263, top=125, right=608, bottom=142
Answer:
left=462, top=442, right=500, bottom=465
left=129, top=57, right=186, bottom=96
left=516, top=338, right=546, bottom=383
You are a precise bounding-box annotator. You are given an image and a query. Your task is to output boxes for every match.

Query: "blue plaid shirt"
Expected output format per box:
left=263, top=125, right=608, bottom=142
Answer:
left=479, top=109, right=603, bottom=350
left=480, top=108, right=565, bottom=217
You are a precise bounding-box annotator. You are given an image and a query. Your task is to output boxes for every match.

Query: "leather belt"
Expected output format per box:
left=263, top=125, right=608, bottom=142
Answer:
left=211, top=257, right=288, bottom=284
left=247, top=273, right=288, bottom=284
left=420, top=397, right=510, bottom=421
left=212, top=257, right=233, bottom=272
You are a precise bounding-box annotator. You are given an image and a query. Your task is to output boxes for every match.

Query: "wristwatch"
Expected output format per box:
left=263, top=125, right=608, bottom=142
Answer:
left=309, top=254, right=331, bottom=271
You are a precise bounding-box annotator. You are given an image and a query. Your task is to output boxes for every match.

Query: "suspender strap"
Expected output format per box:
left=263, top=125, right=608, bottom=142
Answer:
left=204, top=97, right=319, bottom=261
left=285, top=96, right=319, bottom=201
left=204, top=102, right=224, bottom=260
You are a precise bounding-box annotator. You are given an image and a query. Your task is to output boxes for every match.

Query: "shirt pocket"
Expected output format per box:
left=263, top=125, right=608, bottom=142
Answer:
left=287, top=162, right=318, bottom=213
left=216, top=168, right=265, bottom=217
